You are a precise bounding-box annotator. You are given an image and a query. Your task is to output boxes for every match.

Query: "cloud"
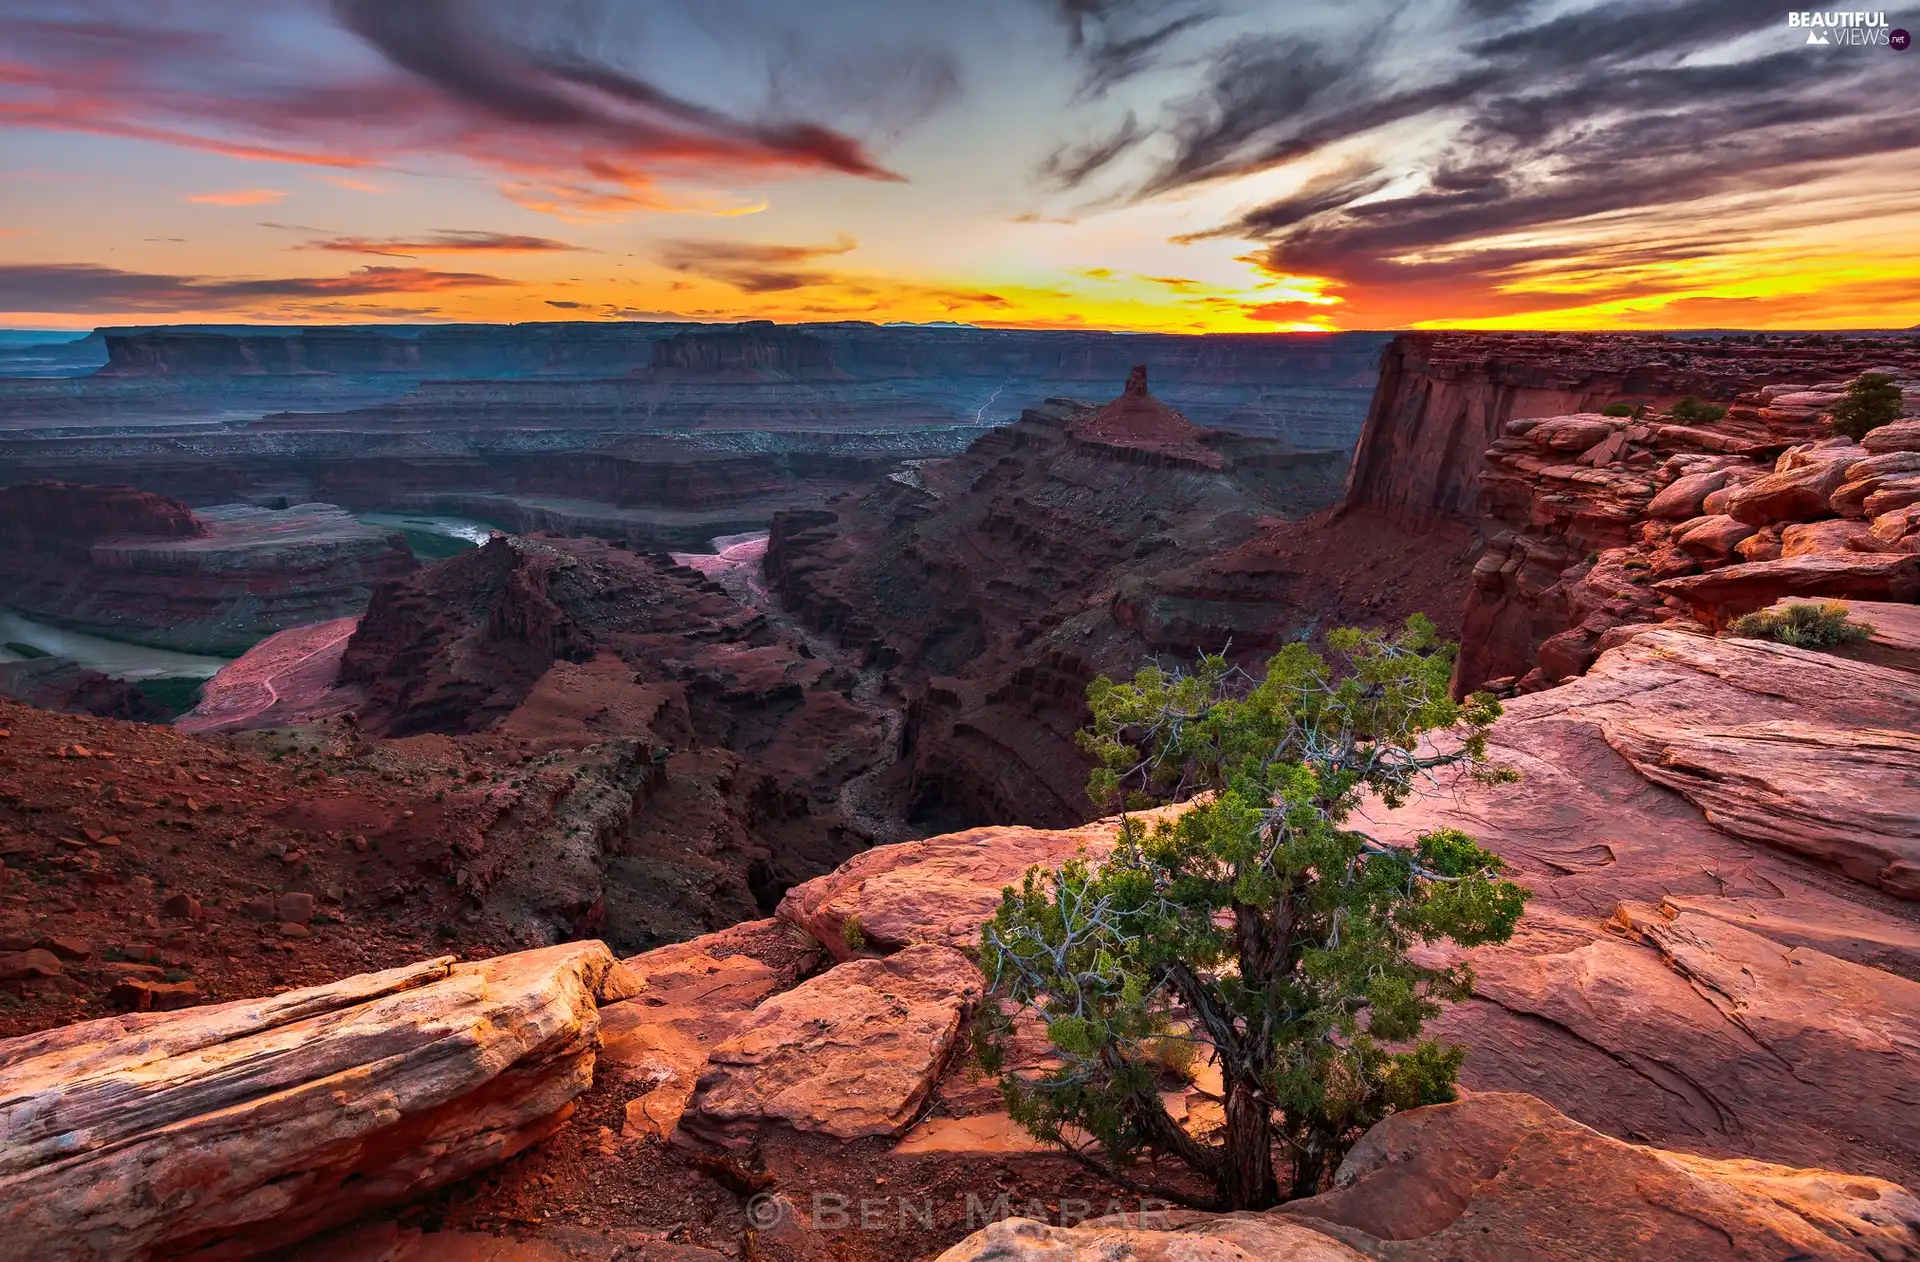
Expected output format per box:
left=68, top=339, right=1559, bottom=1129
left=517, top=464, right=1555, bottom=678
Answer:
left=1038, top=111, right=1145, bottom=188
left=0, top=262, right=515, bottom=314
left=1047, top=1, right=1220, bottom=97
left=185, top=188, right=286, bottom=207
left=298, top=230, right=585, bottom=257
left=1087, top=0, right=1920, bottom=326
left=312, top=173, right=386, bottom=193
left=657, top=233, right=858, bottom=292
left=0, top=0, right=958, bottom=221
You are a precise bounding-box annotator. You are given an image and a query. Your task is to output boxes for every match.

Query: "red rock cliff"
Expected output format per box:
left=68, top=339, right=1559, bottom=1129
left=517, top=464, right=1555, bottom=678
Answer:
left=0, top=481, right=203, bottom=559
left=1337, top=333, right=1811, bottom=530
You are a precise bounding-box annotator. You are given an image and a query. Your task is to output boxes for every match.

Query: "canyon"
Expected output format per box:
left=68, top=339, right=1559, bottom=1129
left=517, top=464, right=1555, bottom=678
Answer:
left=0, top=323, right=1384, bottom=553
left=0, top=324, right=1917, bottom=1262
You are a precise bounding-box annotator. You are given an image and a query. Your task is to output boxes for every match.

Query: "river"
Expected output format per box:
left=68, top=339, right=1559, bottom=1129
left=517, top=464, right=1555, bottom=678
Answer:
left=0, top=610, right=230, bottom=679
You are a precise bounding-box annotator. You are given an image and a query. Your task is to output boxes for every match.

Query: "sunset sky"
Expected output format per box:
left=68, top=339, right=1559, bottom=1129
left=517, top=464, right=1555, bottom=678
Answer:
left=3, top=0, right=1918, bottom=333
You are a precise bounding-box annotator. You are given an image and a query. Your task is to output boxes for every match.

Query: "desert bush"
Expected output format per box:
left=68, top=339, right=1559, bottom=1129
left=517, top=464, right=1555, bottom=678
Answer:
left=1729, top=600, right=1874, bottom=648
left=1600, top=402, right=1634, bottom=417
left=1830, top=372, right=1903, bottom=440
left=976, top=616, right=1529, bottom=1210
left=1669, top=395, right=1727, bottom=424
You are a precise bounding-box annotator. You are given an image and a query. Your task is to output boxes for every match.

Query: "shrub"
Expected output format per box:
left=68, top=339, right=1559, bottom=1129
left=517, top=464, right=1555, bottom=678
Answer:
left=976, top=616, right=1529, bottom=1210
left=841, top=914, right=866, bottom=953
left=1669, top=395, right=1727, bottom=424
left=1600, top=402, right=1634, bottom=417
left=1729, top=601, right=1874, bottom=648
left=1830, top=372, right=1903, bottom=440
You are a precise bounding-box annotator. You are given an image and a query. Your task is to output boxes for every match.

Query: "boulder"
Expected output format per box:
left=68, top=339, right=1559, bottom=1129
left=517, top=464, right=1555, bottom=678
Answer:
left=776, top=802, right=1189, bottom=961
left=1733, top=526, right=1783, bottom=561
left=678, top=943, right=981, bottom=1147
left=1285, top=1093, right=1920, bottom=1262
left=600, top=937, right=784, bottom=1140
left=1653, top=552, right=1920, bottom=627
left=1724, top=458, right=1860, bottom=525
left=1870, top=504, right=1920, bottom=550
left=1646, top=468, right=1731, bottom=519
left=1862, top=419, right=1920, bottom=453
left=1778, top=518, right=1871, bottom=557
left=932, top=1095, right=1920, bottom=1262
left=1671, top=514, right=1757, bottom=561
left=0, top=941, right=635, bottom=1262
left=1525, top=416, right=1617, bottom=453
left=1834, top=470, right=1920, bottom=517
left=1865, top=478, right=1920, bottom=517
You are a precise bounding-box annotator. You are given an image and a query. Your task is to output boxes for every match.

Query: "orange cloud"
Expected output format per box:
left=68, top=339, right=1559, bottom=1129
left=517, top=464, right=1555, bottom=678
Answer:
left=186, top=189, right=286, bottom=207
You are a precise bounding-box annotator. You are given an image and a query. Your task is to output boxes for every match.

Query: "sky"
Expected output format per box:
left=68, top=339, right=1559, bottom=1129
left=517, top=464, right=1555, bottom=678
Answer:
left=2, top=0, right=1918, bottom=334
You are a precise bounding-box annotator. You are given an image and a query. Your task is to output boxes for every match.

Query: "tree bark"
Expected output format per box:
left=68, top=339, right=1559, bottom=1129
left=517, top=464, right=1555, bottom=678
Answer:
left=1218, top=1076, right=1280, bottom=1209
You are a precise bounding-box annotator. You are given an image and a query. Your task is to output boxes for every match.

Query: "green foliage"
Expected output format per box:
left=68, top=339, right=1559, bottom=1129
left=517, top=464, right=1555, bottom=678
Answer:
left=977, top=616, right=1529, bottom=1210
left=1729, top=600, right=1874, bottom=648
left=1599, top=402, right=1634, bottom=417
left=1669, top=395, right=1727, bottom=424
left=1830, top=372, right=1903, bottom=440
left=841, top=914, right=867, bottom=953
left=3, top=641, right=50, bottom=660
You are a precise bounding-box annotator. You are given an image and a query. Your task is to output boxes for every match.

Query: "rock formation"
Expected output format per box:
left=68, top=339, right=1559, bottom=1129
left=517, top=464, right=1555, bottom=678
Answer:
left=936, top=1094, right=1920, bottom=1262
left=0, top=483, right=415, bottom=655
left=1437, top=342, right=1920, bottom=693
left=766, top=373, right=1389, bottom=830
left=0, top=941, right=637, bottom=1262
left=0, top=657, right=169, bottom=721
left=1341, top=331, right=1920, bottom=532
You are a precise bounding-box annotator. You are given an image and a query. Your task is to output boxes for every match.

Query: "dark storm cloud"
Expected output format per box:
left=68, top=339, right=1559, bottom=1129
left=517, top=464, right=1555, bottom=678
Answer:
left=0, top=263, right=514, bottom=314
left=655, top=235, right=859, bottom=292
left=1080, top=0, right=1920, bottom=309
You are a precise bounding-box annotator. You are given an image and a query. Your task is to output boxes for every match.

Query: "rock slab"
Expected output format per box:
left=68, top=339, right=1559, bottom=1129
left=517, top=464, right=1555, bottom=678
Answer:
left=678, top=943, right=981, bottom=1146
left=0, top=941, right=633, bottom=1262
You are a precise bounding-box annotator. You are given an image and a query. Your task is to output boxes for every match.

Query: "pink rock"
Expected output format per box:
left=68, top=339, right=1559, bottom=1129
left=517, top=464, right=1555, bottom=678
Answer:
left=679, top=943, right=982, bottom=1146
left=1646, top=468, right=1731, bottom=519
left=1862, top=419, right=1920, bottom=454
left=1724, top=458, right=1861, bottom=525
left=1673, top=515, right=1758, bottom=561
left=1778, top=519, right=1871, bottom=557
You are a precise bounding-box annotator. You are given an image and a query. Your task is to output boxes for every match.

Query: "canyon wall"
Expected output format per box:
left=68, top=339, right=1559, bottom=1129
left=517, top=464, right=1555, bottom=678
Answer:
left=1337, top=332, right=1801, bottom=530
left=0, top=484, right=415, bottom=654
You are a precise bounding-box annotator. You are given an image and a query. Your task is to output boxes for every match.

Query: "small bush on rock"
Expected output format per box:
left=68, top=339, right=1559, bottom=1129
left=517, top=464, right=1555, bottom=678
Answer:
left=1830, top=372, right=1903, bottom=440
left=1669, top=395, right=1727, bottom=424
left=976, top=616, right=1529, bottom=1210
left=1729, top=600, right=1874, bottom=648
left=1600, top=402, right=1634, bottom=417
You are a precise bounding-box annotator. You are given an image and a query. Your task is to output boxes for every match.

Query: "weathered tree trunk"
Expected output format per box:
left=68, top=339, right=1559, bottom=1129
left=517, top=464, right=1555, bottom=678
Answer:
left=1289, top=1132, right=1330, bottom=1201
left=1218, top=1076, right=1280, bottom=1209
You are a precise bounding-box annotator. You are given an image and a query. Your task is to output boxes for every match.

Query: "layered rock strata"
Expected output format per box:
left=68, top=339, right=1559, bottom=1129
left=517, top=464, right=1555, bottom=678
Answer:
left=1456, top=387, right=1920, bottom=692
left=0, top=941, right=636, bottom=1262
left=0, top=483, right=415, bottom=655
left=1342, top=331, right=1920, bottom=532
left=766, top=372, right=1384, bottom=830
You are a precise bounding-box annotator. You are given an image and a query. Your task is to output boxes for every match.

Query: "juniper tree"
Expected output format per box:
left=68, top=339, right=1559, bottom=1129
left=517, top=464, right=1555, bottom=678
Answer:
left=976, top=616, right=1529, bottom=1209
left=1831, top=372, right=1902, bottom=440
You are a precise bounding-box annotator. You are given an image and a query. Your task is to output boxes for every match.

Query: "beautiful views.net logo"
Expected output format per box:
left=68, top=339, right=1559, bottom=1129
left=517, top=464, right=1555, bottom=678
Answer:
left=1786, top=11, right=1903, bottom=46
